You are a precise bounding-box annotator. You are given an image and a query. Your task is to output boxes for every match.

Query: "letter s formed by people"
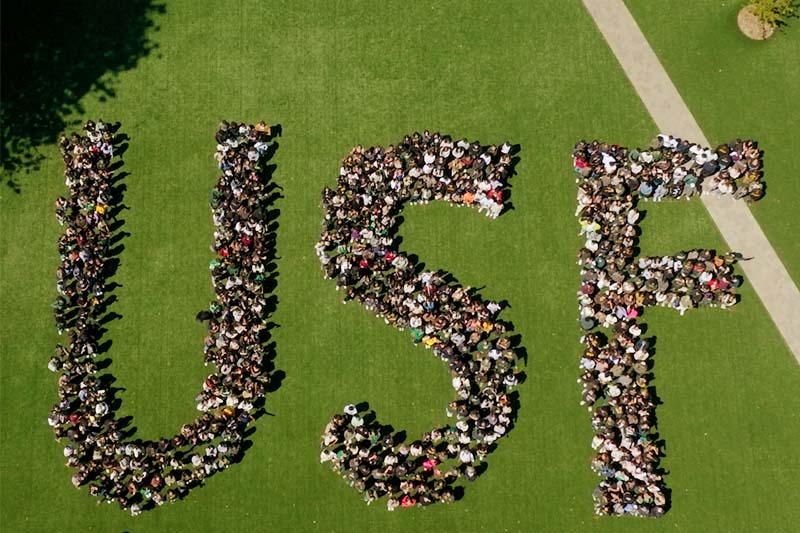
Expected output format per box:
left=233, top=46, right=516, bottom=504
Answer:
left=49, top=120, right=281, bottom=515
left=315, top=132, right=524, bottom=509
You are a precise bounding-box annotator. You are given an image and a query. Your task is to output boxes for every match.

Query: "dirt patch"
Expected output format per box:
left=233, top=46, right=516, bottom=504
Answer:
left=738, top=5, right=776, bottom=40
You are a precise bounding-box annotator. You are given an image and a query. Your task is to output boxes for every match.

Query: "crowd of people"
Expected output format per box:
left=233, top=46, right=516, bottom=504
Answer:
left=316, top=131, right=522, bottom=509
left=572, top=135, right=762, bottom=516
left=49, top=122, right=758, bottom=514
left=48, top=120, right=278, bottom=515
left=574, top=135, right=764, bottom=204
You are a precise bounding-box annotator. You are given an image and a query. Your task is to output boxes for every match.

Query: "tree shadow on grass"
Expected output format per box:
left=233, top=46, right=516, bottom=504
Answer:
left=0, top=0, right=166, bottom=190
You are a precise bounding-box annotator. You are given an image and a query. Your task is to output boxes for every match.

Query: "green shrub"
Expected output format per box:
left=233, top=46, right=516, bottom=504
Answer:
left=748, top=0, right=800, bottom=27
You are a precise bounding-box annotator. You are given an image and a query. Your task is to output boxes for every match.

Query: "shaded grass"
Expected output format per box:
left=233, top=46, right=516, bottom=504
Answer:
left=0, top=0, right=164, bottom=185
left=1, top=1, right=798, bottom=532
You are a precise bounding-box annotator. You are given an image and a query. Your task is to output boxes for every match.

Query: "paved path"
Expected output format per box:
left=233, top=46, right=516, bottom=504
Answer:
left=583, top=0, right=800, bottom=363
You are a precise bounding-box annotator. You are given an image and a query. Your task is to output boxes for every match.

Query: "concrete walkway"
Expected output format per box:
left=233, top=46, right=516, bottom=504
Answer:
left=583, top=0, right=800, bottom=363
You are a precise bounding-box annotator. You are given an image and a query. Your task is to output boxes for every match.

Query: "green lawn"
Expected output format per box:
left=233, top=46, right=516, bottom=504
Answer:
left=627, top=0, right=800, bottom=285
left=1, top=1, right=798, bottom=532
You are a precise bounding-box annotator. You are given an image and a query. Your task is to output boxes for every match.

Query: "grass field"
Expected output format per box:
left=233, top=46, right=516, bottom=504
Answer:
left=1, top=1, right=798, bottom=532
left=627, top=0, right=800, bottom=284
